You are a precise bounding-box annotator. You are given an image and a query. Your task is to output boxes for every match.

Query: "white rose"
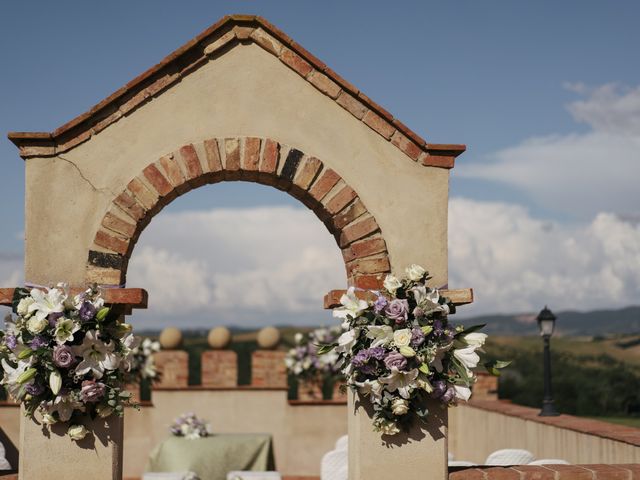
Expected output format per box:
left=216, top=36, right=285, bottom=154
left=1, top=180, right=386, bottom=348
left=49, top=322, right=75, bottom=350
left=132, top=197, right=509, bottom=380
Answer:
left=41, top=413, right=57, bottom=425
left=405, top=264, right=426, bottom=281
left=27, top=317, right=48, bottom=335
left=294, top=333, right=304, bottom=345
left=391, top=398, right=410, bottom=415
left=67, top=424, right=88, bottom=441
left=393, top=329, right=412, bottom=348
left=17, top=297, right=35, bottom=317
left=96, top=405, right=114, bottom=418
left=464, top=332, right=487, bottom=349
left=383, top=275, right=402, bottom=295
left=375, top=418, right=400, bottom=435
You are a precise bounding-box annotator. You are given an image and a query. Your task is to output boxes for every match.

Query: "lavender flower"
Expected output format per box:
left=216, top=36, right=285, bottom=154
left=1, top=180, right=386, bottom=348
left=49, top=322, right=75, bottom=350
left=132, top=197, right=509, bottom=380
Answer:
left=410, top=328, right=425, bottom=348
left=431, top=380, right=447, bottom=398
left=5, top=334, right=17, bottom=350
left=25, top=382, right=45, bottom=396
left=79, top=302, right=96, bottom=322
left=441, top=386, right=455, bottom=403
left=373, top=296, right=388, bottom=313
left=80, top=380, right=106, bottom=403
left=432, top=319, right=444, bottom=337
left=384, top=299, right=409, bottom=324
left=368, top=347, right=386, bottom=361
left=384, top=352, right=407, bottom=371
left=29, top=335, right=48, bottom=349
left=53, top=345, right=76, bottom=368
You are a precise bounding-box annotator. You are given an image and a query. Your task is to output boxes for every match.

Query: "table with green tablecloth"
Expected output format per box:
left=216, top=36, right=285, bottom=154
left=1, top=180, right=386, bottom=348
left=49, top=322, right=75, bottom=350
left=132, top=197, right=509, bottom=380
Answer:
left=146, top=433, right=275, bottom=480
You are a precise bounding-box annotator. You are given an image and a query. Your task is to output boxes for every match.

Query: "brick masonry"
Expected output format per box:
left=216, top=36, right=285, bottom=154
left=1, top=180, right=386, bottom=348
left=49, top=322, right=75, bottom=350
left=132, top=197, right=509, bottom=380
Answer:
left=85, top=137, right=391, bottom=288
left=201, top=350, right=238, bottom=388
left=153, top=351, right=189, bottom=388
left=251, top=350, right=288, bottom=388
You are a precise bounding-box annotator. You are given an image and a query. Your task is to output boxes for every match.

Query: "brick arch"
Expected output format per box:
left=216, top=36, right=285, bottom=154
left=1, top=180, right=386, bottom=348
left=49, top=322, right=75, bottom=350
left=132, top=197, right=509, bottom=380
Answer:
left=85, top=136, right=391, bottom=290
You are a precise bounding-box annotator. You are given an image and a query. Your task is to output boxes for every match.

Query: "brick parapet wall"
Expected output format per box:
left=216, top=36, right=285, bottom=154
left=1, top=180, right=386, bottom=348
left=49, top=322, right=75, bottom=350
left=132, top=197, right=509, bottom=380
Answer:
left=449, top=464, right=640, bottom=480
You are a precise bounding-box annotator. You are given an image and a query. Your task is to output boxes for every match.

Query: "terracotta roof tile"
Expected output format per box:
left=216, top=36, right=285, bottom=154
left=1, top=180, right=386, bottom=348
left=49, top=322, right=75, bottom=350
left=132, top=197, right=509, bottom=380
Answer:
left=7, top=15, right=465, bottom=168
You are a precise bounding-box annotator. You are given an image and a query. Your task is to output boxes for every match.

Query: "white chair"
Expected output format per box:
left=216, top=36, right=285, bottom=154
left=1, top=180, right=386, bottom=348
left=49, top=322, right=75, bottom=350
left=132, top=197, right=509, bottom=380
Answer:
left=143, top=473, right=199, bottom=480
left=448, top=461, right=477, bottom=467
left=227, top=472, right=281, bottom=480
left=529, top=459, right=570, bottom=465
left=321, top=449, right=348, bottom=480
left=0, top=441, right=11, bottom=471
left=334, top=435, right=348, bottom=451
left=485, top=449, right=535, bottom=466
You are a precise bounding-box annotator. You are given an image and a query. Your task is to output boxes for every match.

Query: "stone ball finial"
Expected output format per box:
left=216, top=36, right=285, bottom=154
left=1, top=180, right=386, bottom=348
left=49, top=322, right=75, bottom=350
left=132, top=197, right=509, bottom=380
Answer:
left=257, top=326, right=281, bottom=349
left=159, top=327, right=183, bottom=350
left=208, top=326, right=232, bottom=349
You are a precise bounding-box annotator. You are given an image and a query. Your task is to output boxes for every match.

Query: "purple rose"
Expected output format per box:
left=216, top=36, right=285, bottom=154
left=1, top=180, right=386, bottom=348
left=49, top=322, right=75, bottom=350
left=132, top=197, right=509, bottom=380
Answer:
left=373, top=296, right=389, bottom=313
left=384, top=352, right=407, bottom=371
left=410, top=328, right=425, bottom=348
left=29, top=335, right=48, bottom=349
left=81, top=380, right=106, bottom=403
left=384, top=299, right=409, bottom=324
left=441, top=386, right=455, bottom=403
left=5, top=334, right=17, bottom=350
left=79, top=301, right=97, bottom=322
left=53, top=345, right=76, bottom=368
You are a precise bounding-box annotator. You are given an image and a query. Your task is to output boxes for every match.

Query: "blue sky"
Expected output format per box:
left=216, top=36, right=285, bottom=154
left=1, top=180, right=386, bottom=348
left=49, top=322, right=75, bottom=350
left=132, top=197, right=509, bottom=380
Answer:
left=1, top=1, right=639, bottom=327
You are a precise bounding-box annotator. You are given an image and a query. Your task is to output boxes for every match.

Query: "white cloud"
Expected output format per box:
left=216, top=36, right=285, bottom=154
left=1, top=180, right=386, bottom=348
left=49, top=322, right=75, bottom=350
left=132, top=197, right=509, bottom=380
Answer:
left=127, top=206, right=346, bottom=328
left=449, top=197, right=640, bottom=316
left=457, top=83, right=640, bottom=218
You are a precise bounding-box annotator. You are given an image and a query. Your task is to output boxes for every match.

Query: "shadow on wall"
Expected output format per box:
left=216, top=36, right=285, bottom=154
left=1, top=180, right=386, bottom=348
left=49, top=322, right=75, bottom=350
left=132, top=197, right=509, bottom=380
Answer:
left=0, top=427, right=18, bottom=473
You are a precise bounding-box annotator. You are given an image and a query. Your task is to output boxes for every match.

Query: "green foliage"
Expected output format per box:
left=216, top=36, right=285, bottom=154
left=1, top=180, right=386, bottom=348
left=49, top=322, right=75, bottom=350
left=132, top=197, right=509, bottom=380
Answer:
left=487, top=342, right=640, bottom=416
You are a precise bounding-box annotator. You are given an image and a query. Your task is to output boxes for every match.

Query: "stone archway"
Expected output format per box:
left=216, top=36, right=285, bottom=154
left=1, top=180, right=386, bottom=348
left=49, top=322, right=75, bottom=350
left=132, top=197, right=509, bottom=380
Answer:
left=85, top=136, right=391, bottom=290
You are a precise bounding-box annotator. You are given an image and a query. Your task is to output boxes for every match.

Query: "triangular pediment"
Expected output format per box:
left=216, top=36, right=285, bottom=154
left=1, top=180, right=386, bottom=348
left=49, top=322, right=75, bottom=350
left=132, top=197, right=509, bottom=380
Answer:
left=8, top=15, right=464, bottom=167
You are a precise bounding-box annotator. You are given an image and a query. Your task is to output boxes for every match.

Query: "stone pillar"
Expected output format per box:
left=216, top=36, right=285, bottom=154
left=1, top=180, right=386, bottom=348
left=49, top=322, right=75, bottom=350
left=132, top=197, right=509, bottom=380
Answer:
left=153, top=350, right=189, bottom=388
left=19, top=410, right=123, bottom=480
left=201, top=350, right=238, bottom=387
left=251, top=350, right=287, bottom=388
left=348, top=391, right=448, bottom=480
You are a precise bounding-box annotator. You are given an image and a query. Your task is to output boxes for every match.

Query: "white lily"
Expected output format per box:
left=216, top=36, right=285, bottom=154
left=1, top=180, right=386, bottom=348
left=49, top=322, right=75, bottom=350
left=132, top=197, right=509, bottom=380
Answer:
left=0, top=357, right=34, bottom=399
left=332, top=287, right=368, bottom=320
left=355, top=379, right=384, bottom=403
left=73, top=330, right=120, bottom=379
left=119, top=333, right=141, bottom=372
left=49, top=394, right=85, bottom=422
left=453, top=345, right=480, bottom=375
left=430, top=343, right=453, bottom=372
left=365, top=325, right=394, bottom=348
left=335, top=328, right=359, bottom=354
left=412, top=285, right=449, bottom=315
left=54, top=317, right=80, bottom=345
left=27, top=288, right=66, bottom=323
left=380, top=368, right=419, bottom=399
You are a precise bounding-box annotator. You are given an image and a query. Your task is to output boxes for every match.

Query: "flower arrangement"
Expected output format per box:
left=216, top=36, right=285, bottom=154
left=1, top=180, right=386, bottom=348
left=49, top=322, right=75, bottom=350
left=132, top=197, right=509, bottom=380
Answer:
left=124, top=337, right=161, bottom=384
left=285, top=326, right=343, bottom=381
left=170, top=412, right=213, bottom=439
left=322, top=265, right=507, bottom=436
left=0, top=284, right=139, bottom=441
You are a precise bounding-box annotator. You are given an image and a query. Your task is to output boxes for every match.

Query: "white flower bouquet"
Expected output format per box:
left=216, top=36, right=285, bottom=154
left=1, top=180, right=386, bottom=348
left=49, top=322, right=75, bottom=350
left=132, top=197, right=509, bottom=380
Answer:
left=285, top=326, right=343, bottom=381
left=0, top=284, right=139, bottom=441
left=321, top=265, right=508, bottom=436
left=170, top=412, right=213, bottom=439
left=125, top=337, right=161, bottom=384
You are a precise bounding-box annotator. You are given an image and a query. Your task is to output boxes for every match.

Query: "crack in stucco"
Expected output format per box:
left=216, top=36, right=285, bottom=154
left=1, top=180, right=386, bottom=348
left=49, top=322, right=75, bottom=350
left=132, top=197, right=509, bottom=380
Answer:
left=56, top=155, right=118, bottom=198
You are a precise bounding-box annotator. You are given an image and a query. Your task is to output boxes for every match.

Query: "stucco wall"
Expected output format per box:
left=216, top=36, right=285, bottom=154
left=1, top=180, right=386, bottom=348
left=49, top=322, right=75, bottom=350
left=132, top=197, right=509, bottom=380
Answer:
left=23, top=42, right=449, bottom=288
left=449, top=404, right=640, bottom=464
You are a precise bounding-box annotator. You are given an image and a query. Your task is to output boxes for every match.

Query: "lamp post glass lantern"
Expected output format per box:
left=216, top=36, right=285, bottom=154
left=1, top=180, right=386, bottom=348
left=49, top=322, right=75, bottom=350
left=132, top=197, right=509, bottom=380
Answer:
left=537, top=306, right=560, bottom=416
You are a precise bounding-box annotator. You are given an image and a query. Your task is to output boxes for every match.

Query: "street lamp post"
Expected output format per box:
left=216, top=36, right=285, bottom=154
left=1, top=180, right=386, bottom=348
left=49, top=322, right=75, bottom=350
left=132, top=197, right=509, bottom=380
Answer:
left=537, top=306, right=560, bottom=417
